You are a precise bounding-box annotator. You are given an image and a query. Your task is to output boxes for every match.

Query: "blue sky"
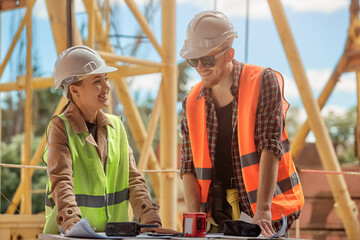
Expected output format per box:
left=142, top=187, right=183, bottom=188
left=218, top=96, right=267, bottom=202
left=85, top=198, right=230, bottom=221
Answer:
left=0, top=0, right=355, bottom=123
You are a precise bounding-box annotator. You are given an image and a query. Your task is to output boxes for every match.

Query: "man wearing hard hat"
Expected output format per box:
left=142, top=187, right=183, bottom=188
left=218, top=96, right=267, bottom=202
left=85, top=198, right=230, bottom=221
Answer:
left=179, top=11, right=304, bottom=237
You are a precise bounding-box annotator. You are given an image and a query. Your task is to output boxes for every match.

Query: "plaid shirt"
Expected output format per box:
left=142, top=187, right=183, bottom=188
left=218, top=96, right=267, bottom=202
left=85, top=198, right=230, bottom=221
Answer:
left=180, top=60, right=299, bottom=232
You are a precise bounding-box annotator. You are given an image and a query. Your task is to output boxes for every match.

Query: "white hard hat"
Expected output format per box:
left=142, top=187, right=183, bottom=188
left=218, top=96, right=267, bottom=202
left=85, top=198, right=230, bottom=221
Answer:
left=180, top=11, right=238, bottom=59
left=54, top=45, right=117, bottom=97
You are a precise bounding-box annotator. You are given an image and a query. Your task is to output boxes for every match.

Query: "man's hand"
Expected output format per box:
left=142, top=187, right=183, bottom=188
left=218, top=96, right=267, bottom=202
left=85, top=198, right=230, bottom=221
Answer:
left=253, top=209, right=275, bottom=237
left=254, top=150, right=279, bottom=237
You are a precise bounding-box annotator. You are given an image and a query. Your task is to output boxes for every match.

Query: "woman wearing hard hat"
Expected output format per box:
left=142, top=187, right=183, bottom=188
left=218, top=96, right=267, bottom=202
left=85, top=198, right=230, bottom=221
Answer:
left=43, top=45, right=171, bottom=234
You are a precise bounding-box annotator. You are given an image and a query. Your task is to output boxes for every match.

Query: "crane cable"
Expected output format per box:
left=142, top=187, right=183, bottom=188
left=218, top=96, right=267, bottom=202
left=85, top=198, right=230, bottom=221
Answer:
left=245, top=0, right=250, bottom=63
left=0, top=163, right=359, bottom=175
left=299, top=169, right=360, bottom=176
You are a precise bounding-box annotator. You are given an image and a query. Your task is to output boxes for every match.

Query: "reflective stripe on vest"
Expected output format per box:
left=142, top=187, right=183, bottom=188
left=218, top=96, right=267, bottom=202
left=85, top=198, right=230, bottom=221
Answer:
left=43, top=113, right=129, bottom=233
left=45, top=188, right=129, bottom=209
left=187, top=64, right=304, bottom=220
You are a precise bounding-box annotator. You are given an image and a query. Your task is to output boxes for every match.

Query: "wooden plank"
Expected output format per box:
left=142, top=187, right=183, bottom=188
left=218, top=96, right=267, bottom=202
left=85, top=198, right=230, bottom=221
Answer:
left=0, top=0, right=26, bottom=11
left=0, top=214, right=45, bottom=225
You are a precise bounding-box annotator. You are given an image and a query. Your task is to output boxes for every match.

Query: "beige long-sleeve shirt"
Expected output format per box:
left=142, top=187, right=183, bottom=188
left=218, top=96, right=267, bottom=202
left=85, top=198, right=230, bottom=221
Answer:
left=46, top=102, right=161, bottom=232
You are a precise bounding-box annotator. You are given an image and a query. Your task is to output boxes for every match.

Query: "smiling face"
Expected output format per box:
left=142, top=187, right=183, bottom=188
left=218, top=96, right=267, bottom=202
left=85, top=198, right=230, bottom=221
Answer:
left=194, top=48, right=234, bottom=88
left=69, top=73, right=110, bottom=113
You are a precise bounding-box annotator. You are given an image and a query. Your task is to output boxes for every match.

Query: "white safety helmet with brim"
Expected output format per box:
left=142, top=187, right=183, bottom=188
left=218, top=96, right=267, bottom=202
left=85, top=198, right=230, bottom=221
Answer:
left=180, top=11, right=238, bottom=59
left=54, top=45, right=117, bottom=98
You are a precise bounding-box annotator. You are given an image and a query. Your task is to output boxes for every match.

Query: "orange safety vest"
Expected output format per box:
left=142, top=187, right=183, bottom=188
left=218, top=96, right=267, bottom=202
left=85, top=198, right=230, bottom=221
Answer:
left=186, top=64, right=304, bottom=220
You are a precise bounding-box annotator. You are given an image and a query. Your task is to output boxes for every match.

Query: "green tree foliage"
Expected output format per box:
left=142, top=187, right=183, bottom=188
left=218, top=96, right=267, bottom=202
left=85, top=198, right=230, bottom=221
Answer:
left=286, top=106, right=357, bottom=164
left=285, top=106, right=302, bottom=141
left=177, top=60, right=192, bottom=103
left=324, top=107, right=357, bottom=164
left=1, top=135, right=46, bottom=214
left=0, top=16, right=56, bottom=213
left=32, top=88, right=63, bottom=136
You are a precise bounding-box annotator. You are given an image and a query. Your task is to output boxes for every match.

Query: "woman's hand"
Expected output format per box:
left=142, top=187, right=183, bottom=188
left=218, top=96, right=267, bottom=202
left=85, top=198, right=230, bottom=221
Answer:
left=64, top=223, right=76, bottom=235
left=62, top=218, right=80, bottom=235
left=253, top=209, right=275, bottom=237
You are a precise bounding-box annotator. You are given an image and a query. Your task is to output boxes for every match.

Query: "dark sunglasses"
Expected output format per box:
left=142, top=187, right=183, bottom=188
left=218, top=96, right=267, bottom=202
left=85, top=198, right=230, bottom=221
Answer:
left=187, top=48, right=230, bottom=68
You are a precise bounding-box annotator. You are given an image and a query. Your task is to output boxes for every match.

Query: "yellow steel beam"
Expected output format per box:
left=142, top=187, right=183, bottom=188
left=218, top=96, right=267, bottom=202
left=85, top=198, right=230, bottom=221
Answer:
left=82, top=0, right=112, bottom=51
left=0, top=77, right=54, bottom=92
left=268, top=1, right=360, bottom=239
left=0, top=0, right=35, bottom=79
left=23, top=0, right=34, bottom=214
left=88, top=0, right=95, bottom=48
left=108, top=65, right=161, bottom=78
left=124, top=0, right=165, bottom=59
left=6, top=97, right=68, bottom=214
left=82, top=0, right=162, bottom=195
left=113, top=78, right=161, bottom=194
left=20, top=144, right=25, bottom=214
left=291, top=0, right=360, bottom=159
left=98, top=50, right=163, bottom=67
left=291, top=55, right=347, bottom=159
left=160, top=0, right=177, bottom=229
left=106, top=0, right=110, bottom=38
left=5, top=0, right=171, bottom=220
left=0, top=214, right=44, bottom=239
left=45, top=0, right=82, bottom=54
left=0, top=0, right=26, bottom=12
left=138, top=82, right=162, bottom=170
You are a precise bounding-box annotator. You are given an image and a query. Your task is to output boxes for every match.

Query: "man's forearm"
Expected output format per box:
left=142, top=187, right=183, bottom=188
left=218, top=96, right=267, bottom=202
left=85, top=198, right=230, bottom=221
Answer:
left=183, top=173, right=201, bottom=212
left=256, top=150, right=279, bottom=211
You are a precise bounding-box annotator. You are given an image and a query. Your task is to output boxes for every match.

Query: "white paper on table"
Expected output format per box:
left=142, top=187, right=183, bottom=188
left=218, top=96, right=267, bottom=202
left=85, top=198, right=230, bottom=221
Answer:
left=59, top=218, right=109, bottom=238
left=58, top=218, right=171, bottom=239
left=238, top=212, right=287, bottom=238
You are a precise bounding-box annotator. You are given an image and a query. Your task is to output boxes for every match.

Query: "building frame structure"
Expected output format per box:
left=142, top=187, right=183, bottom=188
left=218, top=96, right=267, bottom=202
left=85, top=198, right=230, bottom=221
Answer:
left=0, top=0, right=359, bottom=239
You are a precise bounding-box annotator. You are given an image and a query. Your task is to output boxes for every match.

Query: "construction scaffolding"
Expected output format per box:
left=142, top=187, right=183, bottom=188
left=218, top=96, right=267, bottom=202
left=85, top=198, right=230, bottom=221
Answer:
left=0, top=0, right=177, bottom=238
left=0, top=0, right=359, bottom=239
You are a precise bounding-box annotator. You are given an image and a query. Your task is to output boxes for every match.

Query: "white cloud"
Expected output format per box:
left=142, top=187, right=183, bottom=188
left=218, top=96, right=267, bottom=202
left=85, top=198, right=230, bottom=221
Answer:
left=177, top=0, right=349, bottom=19
left=282, top=0, right=349, bottom=14
left=338, top=72, right=356, bottom=92
left=33, top=0, right=349, bottom=20
left=283, top=74, right=299, bottom=99
left=32, top=0, right=48, bottom=19
left=177, top=0, right=270, bottom=19
left=33, top=0, right=86, bottom=20
left=285, top=87, right=348, bottom=120
left=307, top=68, right=331, bottom=91
left=283, top=68, right=355, bottom=101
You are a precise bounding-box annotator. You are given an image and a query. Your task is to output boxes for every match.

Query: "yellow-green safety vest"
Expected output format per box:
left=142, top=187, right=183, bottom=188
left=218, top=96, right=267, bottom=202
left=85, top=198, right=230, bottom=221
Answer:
left=43, top=113, right=129, bottom=233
